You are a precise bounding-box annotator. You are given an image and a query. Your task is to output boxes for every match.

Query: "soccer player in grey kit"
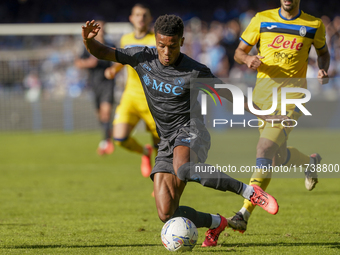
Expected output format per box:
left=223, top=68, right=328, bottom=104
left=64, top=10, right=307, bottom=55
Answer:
left=81, top=15, right=285, bottom=247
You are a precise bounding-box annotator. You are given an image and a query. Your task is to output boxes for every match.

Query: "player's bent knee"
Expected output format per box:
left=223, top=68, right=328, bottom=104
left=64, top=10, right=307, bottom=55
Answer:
left=157, top=208, right=174, bottom=223
left=257, top=144, right=277, bottom=158
left=158, top=213, right=171, bottom=223
left=156, top=199, right=177, bottom=223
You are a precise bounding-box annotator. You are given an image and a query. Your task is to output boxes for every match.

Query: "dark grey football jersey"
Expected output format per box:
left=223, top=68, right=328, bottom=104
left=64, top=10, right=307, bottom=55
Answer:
left=116, top=46, right=218, bottom=138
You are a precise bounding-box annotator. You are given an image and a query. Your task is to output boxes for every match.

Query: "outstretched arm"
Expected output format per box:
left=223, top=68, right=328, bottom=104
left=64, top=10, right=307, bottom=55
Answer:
left=82, top=20, right=117, bottom=62
left=234, top=41, right=264, bottom=71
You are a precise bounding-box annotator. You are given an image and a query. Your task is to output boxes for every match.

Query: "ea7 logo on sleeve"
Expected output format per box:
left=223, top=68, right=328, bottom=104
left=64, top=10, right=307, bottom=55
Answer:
left=268, top=35, right=303, bottom=50
left=142, top=64, right=152, bottom=71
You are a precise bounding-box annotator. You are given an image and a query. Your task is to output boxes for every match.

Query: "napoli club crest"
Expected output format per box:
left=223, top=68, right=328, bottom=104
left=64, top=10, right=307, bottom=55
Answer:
left=174, top=77, right=185, bottom=86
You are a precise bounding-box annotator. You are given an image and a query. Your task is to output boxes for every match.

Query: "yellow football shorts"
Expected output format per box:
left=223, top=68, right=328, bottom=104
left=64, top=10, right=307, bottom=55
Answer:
left=113, top=92, right=159, bottom=139
left=257, top=102, right=303, bottom=147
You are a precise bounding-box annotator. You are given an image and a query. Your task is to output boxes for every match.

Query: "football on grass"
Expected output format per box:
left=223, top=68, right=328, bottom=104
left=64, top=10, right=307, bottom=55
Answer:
left=161, top=217, right=198, bottom=252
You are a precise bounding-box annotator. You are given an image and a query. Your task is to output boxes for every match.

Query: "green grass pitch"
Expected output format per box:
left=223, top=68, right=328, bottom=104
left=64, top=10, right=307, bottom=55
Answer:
left=0, top=129, right=339, bottom=254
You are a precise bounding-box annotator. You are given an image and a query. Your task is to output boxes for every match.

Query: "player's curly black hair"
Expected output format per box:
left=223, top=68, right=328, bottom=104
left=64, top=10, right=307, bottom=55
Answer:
left=154, top=14, right=184, bottom=37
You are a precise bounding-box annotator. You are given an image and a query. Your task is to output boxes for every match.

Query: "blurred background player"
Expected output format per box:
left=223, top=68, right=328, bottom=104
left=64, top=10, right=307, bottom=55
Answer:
left=75, top=20, right=115, bottom=156
left=228, top=0, right=330, bottom=233
left=105, top=4, right=159, bottom=178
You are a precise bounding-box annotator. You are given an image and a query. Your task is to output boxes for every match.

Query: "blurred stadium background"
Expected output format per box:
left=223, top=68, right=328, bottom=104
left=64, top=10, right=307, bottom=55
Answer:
left=0, top=0, right=340, bottom=132
left=0, top=1, right=339, bottom=253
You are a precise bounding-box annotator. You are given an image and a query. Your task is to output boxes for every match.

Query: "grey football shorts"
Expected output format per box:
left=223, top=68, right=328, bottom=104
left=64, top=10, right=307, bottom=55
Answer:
left=150, top=118, right=211, bottom=181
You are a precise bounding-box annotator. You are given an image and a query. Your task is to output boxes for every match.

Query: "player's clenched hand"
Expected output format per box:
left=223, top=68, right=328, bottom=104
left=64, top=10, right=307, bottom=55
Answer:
left=245, top=55, right=264, bottom=70
left=317, top=69, right=329, bottom=85
left=82, top=20, right=101, bottom=41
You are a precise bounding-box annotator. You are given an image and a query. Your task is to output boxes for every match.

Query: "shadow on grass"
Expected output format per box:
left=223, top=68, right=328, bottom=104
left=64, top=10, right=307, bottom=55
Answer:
left=2, top=242, right=339, bottom=250
left=219, top=242, right=340, bottom=249
left=191, top=241, right=340, bottom=253
left=1, top=244, right=160, bottom=249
